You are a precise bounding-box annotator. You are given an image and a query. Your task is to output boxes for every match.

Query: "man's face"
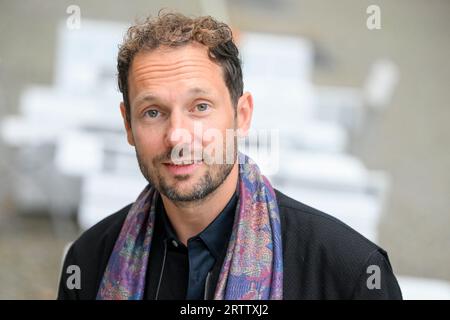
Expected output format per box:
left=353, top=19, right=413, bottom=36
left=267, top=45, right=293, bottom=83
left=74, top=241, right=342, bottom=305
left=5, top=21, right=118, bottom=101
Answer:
left=121, top=43, right=245, bottom=202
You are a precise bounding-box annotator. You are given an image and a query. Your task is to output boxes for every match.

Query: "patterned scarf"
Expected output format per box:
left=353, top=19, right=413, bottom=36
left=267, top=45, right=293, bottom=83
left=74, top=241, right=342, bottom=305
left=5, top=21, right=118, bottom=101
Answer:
left=96, top=153, right=283, bottom=300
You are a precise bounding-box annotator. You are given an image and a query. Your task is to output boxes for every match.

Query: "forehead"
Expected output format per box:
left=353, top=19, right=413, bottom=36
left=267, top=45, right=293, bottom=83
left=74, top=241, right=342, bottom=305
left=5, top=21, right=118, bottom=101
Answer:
left=128, top=43, right=226, bottom=98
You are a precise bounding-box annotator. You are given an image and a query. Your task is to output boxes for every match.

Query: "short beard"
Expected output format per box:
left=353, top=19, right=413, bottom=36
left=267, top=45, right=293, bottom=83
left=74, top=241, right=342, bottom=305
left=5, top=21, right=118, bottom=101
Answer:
left=159, top=162, right=233, bottom=202
left=135, top=147, right=235, bottom=203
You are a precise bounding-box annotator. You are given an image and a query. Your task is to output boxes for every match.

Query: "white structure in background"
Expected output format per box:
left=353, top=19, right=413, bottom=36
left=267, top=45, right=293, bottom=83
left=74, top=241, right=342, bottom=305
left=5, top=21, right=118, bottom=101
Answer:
left=54, top=20, right=125, bottom=97
left=0, top=20, right=147, bottom=223
left=52, top=20, right=148, bottom=229
left=364, top=59, right=400, bottom=110
left=397, top=276, right=450, bottom=300
left=238, top=32, right=391, bottom=243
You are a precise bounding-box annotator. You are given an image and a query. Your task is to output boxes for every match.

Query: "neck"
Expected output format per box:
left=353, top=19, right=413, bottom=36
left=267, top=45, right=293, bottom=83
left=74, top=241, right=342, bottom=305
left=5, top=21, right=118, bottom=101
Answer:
left=160, top=163, right=239, bottom=246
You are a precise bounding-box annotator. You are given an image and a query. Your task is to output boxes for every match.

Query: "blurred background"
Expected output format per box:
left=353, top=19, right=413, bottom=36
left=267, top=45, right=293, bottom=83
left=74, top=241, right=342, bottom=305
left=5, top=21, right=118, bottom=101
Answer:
left=0, top=0, right=449, bottom=299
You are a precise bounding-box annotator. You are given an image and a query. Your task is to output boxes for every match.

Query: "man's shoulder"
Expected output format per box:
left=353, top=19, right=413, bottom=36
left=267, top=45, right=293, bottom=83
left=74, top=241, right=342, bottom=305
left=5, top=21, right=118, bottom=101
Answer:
left=58, top=203, right=134, bottom=299
left=274, top=188, right=386, bottom=262
left=71, top=203, right=132, bottom=254
left=274, top=189, right=402, bottom=299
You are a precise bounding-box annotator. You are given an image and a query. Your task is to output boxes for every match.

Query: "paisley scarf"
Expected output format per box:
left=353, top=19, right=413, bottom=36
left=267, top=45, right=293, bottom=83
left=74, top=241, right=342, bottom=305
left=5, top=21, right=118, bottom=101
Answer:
left=96, top=153, right=283, bottom=299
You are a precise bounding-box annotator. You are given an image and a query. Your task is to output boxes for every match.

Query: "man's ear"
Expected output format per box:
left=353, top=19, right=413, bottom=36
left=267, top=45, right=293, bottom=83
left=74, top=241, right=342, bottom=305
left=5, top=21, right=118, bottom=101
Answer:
left=236, top=92, right=253, bottom=137
left=120, top=102, right=135, bottom=146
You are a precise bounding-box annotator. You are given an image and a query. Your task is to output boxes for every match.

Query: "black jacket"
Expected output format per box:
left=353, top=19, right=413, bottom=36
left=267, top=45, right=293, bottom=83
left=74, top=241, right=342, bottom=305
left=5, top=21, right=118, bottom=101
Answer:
left=57, top=189, right=402, bottom=300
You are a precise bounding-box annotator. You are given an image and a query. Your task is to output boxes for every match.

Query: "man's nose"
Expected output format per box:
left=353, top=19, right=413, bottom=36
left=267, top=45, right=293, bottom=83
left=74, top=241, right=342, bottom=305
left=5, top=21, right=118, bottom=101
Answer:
left=164, top=110, right=193, bottom=148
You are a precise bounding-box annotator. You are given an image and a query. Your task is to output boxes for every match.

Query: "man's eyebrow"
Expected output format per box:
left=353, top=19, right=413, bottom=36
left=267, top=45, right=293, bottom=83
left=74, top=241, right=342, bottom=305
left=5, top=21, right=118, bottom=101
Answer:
left=187, top=87, right=212, bottom=96
left=132, top=87, right=213, bottom=107
left=132, top=93, right=158, bottom=107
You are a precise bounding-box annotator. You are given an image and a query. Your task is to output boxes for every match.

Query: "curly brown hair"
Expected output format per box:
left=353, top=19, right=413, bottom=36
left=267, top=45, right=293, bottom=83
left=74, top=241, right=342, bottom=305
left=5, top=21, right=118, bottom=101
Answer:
left=117, top=11, right=243, bottom=123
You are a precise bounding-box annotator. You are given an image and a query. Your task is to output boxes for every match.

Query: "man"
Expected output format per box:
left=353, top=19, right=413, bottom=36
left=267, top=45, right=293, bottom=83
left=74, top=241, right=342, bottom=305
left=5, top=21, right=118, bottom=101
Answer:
left=58, top=11, right=402, bottom=300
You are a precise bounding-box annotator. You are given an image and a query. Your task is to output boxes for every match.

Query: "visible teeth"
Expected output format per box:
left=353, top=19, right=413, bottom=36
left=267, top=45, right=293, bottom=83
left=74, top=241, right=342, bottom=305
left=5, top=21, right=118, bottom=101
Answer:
left=171, top=159, right=202, bottom=165
left=173, top=162, right=192, bottom=166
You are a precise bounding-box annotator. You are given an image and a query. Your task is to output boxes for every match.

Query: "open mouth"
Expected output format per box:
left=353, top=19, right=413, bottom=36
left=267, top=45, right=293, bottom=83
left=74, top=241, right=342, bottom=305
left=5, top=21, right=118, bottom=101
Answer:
left=166, top=159, right=203, bottom=165
left=163, top=160, right=203, bottom=175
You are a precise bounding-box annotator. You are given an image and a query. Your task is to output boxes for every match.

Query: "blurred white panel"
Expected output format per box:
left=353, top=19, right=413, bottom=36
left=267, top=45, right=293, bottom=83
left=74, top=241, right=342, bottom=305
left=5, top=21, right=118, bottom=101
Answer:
left=245, top=76, right=316, bottom=133
left=55, top=19, right=128, bottom=95
left=364, top=59, right=400, bottom=110
left=1, top=115, right=67, bottom=145
left=278, top=150, right=368, bottom=190
left=19, top=85, right=123, bottom=132
left=239, top=32, right=314, bottom=82
left=313, top=85, right=364, bottom=131
left=112, top=152, right=142, bottom=175
left=284, top=121, right=348, bottom=152
left=239, top=132, right=280, bottom=177
left=78, top=173, right=147, bottom=230
left=20, top=86, right=96, bottom=125
left=398, top=276, right=450, bottom=300
left=54, top=131, right=103, bottom=176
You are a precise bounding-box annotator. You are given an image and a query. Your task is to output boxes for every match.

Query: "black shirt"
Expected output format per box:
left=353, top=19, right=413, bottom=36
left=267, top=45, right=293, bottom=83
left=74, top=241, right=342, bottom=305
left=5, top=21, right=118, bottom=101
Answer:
left=145, top=191, right=238, bottom=300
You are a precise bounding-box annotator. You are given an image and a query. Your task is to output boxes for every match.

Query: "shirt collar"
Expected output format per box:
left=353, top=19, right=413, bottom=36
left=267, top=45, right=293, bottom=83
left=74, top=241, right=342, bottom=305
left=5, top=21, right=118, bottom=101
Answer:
left=157, top=189, right=238, bottom=259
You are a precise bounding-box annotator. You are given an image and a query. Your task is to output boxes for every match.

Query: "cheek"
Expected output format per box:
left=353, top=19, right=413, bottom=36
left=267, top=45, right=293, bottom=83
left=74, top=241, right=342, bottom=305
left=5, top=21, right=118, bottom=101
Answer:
left=133, top=127, right=165, bottom=157
left=200, top=118, right=236, bottom=154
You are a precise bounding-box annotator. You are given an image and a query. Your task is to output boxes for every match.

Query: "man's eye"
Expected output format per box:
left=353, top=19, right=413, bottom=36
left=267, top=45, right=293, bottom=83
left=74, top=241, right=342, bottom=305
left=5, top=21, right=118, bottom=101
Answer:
left=196, top=103, right=210, bottom=112
left=145, top=109, right=159, bottom=118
